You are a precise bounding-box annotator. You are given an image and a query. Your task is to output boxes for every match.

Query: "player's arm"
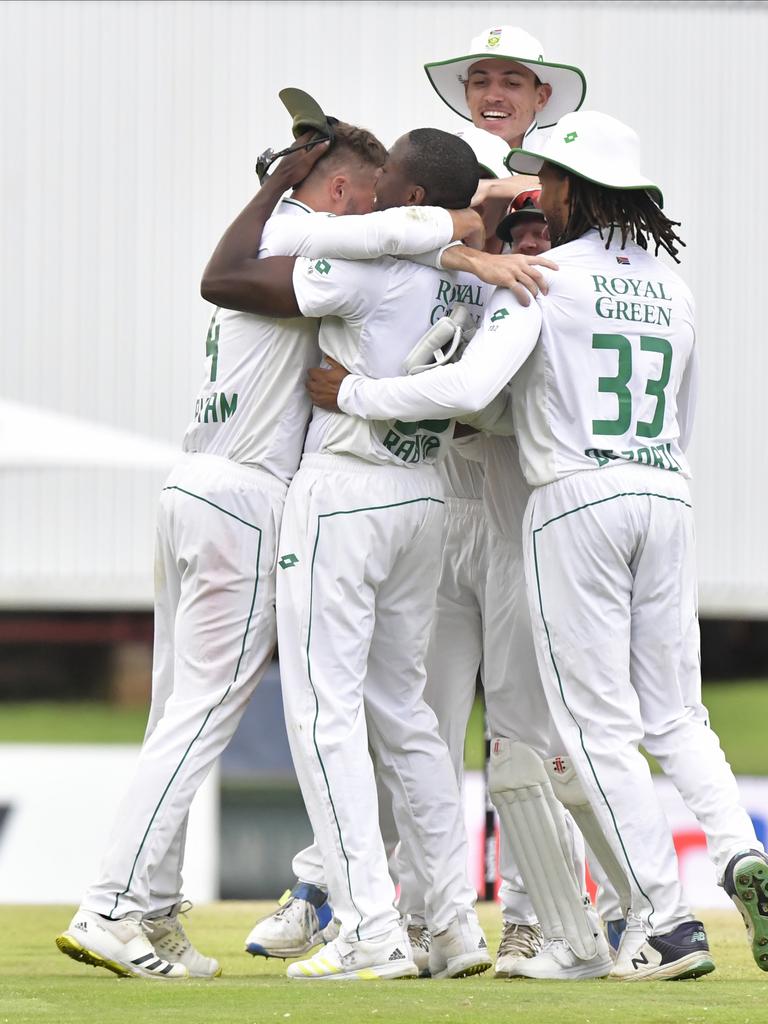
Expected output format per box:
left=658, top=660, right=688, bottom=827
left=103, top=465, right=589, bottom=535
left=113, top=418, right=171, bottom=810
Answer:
left=308, top=291, right=543, bottom=420
left=409, top=242, right=556, bottom=306
left=200, top=134, right=326, bottom=315
left=457, top=385, right=515, bottom=436
left=285, top=206, right=485, bottom=260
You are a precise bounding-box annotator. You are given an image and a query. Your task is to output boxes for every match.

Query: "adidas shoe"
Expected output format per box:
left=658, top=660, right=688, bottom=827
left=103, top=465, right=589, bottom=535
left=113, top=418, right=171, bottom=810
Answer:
left=494, top=922, right=543, bottom=977
left=286, top=927, right=417, bottom=981
left=724, top=849, right=768, bottom=971
left=610, top=918, right=715, bottom=981
left=245, top=883, right=338, bottom=958
left=429, top=909, right=492, bottom=979
left=56, top=909, right=188, bottom=980
left=406, top=921, right=431, bottom=977
left=144, top=901, right=220, bottom=978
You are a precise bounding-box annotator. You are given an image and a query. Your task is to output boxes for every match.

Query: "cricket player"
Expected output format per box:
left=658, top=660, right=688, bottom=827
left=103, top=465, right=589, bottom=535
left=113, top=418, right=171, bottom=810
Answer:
left=426, top=25, right=586, bottom=222
left=55, top=116, right=484, bottom=981
left=395, top=191, right=560, bottom=977
left=308, top=110, right=768, bottom=981
left=208, top=127, right=550, bottom=981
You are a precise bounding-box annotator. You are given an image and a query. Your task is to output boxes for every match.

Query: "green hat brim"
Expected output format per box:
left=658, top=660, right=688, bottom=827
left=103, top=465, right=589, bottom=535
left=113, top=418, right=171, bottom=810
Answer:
left=505, top=148, right=664, bottom=208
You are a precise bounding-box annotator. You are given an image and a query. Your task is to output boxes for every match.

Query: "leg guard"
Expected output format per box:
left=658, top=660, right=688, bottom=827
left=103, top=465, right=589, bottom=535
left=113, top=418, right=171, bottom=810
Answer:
left=545, top=755, right=632, bottom=919
left=489, top=738, right=598, bottom=961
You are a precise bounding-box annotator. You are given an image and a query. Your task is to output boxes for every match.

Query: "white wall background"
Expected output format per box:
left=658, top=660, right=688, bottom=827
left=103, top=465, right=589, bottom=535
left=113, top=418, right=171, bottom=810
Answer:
left=1, top=0, right=766, bottom=613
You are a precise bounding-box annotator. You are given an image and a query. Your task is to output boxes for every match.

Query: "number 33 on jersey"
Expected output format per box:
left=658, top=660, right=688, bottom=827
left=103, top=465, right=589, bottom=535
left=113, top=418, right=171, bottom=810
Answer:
left=511, top=232, right=698, bottom=487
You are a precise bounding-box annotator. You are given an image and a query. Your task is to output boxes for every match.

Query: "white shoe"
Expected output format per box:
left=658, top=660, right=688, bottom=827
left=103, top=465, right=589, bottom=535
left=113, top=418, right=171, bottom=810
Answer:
left=609, top=917, right=715, bottom=981
left=429, top=909, right=492, bottom=979
left=286, top=927, right=417, bottom=981
left=56, top=909, right=188, bottom=980
left=144, top=901, right=221, bottom=978
left=506, top=933, right=613, bottom=980
left=406, top=922, right=431, bottom=977
left=245, top=883, right=338, bottom=959
left=494, top=922, right=543, bottom=977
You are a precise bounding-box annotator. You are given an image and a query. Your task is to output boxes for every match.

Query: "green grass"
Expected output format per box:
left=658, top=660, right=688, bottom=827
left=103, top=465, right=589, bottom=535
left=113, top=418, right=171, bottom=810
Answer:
left=1, top=679, right=766, bottom=774
left=3, top=903, right=767, bottom=1024
left=465, top=680, right=768, bottom=774
left=0, top=702, right=149, bottom=744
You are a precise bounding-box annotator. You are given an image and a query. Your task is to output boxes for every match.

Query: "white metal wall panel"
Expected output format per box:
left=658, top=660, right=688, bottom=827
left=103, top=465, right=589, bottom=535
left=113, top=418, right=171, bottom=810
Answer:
left=1, top=0, right=766, bottom=612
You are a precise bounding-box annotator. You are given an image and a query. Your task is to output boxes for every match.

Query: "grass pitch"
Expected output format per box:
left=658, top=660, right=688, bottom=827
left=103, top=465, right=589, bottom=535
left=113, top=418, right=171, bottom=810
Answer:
left=3, top=902, right=767, bottom=1024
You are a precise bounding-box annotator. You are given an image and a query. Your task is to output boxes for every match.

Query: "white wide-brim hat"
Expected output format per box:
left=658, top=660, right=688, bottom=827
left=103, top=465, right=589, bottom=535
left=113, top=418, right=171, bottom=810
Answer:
left=455, top=124, right=510, bottom=178
left=506, top=110, right=663, bottom=205
left=425, top=26, right=586, bottom=130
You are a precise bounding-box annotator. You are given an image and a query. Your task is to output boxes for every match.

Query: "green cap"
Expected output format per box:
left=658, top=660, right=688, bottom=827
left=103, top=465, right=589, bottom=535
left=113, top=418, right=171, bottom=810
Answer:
left=279, top=88, right=335, bottom=140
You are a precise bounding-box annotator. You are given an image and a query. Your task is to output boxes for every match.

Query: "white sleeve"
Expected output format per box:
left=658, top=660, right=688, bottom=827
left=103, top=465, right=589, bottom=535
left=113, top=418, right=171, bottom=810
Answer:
left=267, top=207, right=454, bottom=260
left=458, top=385, right=515, bottom=436
left=677, top=336, right=698, bottom=452
left=292, top=256, right=388, bottom=322
left=407, top=241, right=462, bottom=270
left=338, top=290, right=542, bottom=420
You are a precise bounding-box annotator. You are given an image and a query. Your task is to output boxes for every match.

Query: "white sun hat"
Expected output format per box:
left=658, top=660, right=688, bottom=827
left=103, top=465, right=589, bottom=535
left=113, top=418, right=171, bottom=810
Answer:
left=506, top=110, right=663, bottom=205
left=425, top=26, right=586, bottom=130
left=455, top=123, right=510, bottom=178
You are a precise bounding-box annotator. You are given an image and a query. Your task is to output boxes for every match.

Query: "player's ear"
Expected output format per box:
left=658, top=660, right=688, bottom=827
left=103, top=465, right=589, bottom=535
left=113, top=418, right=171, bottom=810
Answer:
left=407, top=184, right=426, bottom=206
left=535, top=82, right=552, bottom=112
left=329, top=174, right=348, bottom=202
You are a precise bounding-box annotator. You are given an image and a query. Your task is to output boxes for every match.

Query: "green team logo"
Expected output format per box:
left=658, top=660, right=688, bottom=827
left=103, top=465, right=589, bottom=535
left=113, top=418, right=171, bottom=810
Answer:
left=278, top=553, right=299, bottom=569
left=564, top=131, right=578, bottom=143
left=490, top=308, right=510, bottom=322
left=314, top=259, right=331, bottom=275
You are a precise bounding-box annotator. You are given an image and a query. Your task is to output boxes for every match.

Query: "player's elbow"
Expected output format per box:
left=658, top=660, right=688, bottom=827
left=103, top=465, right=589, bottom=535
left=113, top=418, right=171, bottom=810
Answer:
left=200, top=269, right=230, bottom=307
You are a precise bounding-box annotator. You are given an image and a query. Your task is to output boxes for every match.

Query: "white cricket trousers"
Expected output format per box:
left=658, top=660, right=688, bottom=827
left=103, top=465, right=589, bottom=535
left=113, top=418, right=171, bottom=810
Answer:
left=84, top=453, right=284, bottom=918
left=277, top=453, right=477, bottom=943
left=396, top=497, right=552, bottom=926
left=524, top=462, right=761, bottom=934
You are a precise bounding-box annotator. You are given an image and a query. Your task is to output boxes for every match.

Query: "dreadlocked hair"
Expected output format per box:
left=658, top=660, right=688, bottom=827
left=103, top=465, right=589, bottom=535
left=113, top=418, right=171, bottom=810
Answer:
left=557, top=171, right=686, bottom=263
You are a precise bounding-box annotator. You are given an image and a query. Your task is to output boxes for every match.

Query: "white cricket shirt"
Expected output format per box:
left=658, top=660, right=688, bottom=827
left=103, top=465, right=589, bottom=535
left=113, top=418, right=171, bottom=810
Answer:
left=339, top=229, right=698, bottom=487
left=182, top=200, right=455, bottom=483
left=293, top=255, right=493, bottom=467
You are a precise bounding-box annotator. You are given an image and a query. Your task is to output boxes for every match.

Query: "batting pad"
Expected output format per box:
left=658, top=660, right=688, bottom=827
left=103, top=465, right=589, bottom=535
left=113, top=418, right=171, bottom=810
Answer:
left=489, top=738, right=598, bottom=960
left=545, top=754, right=632, bottom=918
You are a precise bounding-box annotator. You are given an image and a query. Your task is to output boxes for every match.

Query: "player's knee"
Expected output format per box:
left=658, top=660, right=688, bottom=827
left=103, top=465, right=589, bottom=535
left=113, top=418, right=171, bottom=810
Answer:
left=488, top=738, right=548, bottom=795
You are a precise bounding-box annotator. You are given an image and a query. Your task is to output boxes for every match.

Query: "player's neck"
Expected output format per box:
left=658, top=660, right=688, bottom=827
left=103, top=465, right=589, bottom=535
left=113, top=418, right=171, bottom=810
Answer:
left=291, top=185, right=332, bottom=214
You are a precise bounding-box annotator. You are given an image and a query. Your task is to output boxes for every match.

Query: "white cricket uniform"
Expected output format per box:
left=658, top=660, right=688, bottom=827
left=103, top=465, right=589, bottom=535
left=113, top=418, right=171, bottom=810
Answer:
left=276, top=254, right=500, bottom=943
left=82, top=200, right=456, bottom=919
left=394, top=435, right=550, bottom=926
left=337, top=228, right=763, bottom=934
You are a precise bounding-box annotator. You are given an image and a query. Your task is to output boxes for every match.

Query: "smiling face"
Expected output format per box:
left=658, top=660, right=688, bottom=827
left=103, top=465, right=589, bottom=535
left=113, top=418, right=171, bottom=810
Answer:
left=464, top=59, right=552, bottom=147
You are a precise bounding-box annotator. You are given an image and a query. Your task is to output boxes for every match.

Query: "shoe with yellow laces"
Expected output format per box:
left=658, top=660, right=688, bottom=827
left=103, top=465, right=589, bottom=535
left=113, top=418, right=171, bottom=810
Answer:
left=286, top=926, right=417, bottom=981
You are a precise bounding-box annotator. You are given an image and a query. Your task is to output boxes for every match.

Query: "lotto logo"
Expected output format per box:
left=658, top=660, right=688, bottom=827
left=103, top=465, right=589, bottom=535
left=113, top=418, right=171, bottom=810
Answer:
left=490, top=308, right=509, bottom=323
left=278, top=553, right=299, bottom=569
left=564, top=131, right=578, bottom=143
left=314, top=259, right=331, bottom=275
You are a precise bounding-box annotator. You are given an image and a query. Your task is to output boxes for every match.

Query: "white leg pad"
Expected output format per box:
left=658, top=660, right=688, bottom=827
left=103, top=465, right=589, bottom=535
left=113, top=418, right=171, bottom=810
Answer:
left=489, top=739, right=598, bottom=961
left=545, top=755, right=633, bottom=918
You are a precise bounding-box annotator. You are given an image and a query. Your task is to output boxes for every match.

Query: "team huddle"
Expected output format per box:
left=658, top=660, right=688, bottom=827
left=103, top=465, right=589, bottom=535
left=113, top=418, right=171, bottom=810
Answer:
left=56, top=25, right=768, bottom=984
